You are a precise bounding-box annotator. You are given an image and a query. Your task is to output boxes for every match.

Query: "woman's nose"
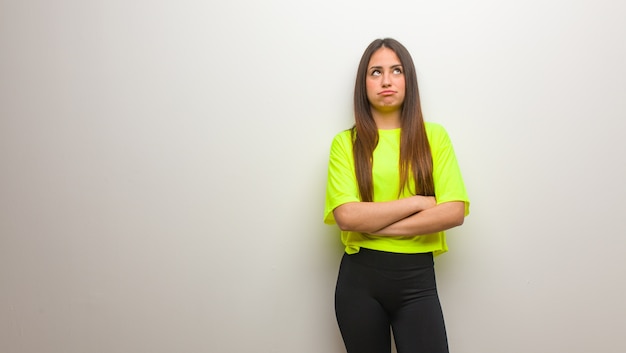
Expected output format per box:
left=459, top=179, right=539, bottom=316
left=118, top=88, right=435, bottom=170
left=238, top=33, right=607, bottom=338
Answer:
left=382, top=74, right=391, bottom=86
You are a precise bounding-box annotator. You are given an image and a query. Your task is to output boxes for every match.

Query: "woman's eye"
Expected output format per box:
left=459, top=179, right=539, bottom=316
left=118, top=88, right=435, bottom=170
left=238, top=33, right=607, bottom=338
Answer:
left=393, top=68, right=403, bottom=74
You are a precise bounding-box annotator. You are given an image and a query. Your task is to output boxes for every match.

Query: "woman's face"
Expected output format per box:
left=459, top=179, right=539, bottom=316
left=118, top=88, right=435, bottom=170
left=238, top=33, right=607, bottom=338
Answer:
left=365, top=47, right=406, bottom=113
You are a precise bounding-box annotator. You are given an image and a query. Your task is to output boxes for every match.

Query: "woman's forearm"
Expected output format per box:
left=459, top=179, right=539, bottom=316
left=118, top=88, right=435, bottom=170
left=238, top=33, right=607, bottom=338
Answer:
left=333, top=195, right=435, bottom=233
left=371, top=201, right=465, bottom=237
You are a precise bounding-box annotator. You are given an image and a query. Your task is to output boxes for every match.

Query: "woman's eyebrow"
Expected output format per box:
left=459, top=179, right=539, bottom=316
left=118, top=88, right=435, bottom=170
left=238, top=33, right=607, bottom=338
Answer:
left=368, top=64, right=403, bottom=70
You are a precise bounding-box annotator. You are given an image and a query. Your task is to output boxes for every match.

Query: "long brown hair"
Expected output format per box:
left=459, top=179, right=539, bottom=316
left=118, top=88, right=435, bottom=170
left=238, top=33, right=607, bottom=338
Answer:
left=352, top=38, right=434, bottom=202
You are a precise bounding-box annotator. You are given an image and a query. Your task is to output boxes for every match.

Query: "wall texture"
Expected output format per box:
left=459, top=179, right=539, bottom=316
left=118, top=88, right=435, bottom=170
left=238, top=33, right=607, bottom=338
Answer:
left=1, top=0, right=625, bottom=352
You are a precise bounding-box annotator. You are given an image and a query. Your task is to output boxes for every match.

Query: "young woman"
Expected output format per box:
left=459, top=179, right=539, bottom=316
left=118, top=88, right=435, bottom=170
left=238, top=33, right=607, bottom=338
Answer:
left=324, top=38, right=470, bottom=353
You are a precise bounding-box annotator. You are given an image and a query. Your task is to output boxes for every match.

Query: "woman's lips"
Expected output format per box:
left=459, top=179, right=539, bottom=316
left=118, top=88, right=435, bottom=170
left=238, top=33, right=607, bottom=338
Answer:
left=378, top=90, right=396, bottom=96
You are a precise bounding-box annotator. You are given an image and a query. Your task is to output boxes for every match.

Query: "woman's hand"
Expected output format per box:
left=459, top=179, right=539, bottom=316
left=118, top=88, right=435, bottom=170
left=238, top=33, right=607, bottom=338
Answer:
left=415, top=195, right=436, bottom=212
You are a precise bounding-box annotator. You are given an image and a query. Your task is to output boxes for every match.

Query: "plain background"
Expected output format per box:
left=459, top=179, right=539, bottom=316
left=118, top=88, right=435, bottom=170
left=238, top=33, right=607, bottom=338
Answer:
left=1, top=0, right=625, bottom=352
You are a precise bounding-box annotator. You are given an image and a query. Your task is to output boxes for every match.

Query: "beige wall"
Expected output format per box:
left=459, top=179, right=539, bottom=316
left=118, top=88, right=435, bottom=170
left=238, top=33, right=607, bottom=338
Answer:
left=1, top=0, right=625, bottom=352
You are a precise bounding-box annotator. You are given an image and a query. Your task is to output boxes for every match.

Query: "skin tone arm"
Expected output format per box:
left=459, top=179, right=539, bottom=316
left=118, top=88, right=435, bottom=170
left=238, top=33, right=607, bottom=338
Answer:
left=371, top=201, right=465, bottom=237
left=333, top=195, right=436, bottom=233
left=334, top=198, right=464, bottom=236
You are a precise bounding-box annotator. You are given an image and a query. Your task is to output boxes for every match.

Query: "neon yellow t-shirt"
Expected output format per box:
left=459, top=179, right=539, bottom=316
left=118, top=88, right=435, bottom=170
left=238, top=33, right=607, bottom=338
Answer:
left=324, top=122, right=470, bottom=255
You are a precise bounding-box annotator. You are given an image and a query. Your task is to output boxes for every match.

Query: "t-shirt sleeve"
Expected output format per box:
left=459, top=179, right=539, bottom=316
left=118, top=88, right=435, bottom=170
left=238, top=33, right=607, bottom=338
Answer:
left=429, top=124, right=470, bottom=216
left=324, top=133, right=361, bottom=224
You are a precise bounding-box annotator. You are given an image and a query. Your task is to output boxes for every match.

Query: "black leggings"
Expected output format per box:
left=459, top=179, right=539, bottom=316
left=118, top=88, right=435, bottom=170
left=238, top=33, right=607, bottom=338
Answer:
left=335, top=249, right=449, bottom=353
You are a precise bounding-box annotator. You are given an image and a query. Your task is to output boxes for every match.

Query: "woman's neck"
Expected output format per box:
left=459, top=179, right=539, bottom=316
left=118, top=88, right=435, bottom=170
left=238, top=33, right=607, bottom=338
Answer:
left=372, top=109, right=401, bottom=130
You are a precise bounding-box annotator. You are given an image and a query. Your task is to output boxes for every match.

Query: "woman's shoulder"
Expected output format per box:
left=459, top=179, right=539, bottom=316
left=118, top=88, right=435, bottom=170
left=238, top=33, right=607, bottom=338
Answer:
left=424, top=121, right=446, bottom=134
left=424, top=121, right=453, bottom=148
left=331, top=128, right=354, bottom=143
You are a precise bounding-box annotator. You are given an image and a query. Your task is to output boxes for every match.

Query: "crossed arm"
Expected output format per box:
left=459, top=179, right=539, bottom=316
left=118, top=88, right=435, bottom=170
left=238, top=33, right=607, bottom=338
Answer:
left=333, top=196, right=465, bottom=236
